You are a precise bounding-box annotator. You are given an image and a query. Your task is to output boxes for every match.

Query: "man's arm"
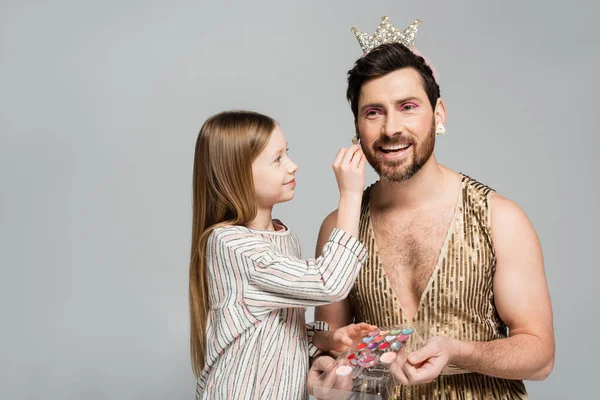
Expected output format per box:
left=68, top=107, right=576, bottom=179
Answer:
left=450, top=193, right=555, bottom=379
left=403, top=194, right=555, bottom=383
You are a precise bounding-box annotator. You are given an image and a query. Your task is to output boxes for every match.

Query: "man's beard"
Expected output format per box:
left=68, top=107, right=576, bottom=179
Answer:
left=362, top=118, right=436, bottom=182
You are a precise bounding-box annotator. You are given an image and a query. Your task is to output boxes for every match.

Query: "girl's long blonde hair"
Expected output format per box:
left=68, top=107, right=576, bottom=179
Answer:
left=189, top=110, right=276, bottom=377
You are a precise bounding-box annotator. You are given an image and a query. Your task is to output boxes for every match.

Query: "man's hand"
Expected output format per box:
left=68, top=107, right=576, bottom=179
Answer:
left=307, top=356, right=352, bottom=399
left=389, top=336, right=455, bottom=385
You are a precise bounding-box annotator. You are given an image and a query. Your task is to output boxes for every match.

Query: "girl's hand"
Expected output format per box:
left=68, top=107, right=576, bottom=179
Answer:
left=332, top=145, right=366, bottom=197
left=327, top=322, right=378, bottom=355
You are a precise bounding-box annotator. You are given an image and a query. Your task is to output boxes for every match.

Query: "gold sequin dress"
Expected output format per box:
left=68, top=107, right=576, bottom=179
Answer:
left=348, top=174, right=528, bottom=399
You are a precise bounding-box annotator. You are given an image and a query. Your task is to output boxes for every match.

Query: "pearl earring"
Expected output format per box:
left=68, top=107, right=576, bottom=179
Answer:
left=435, top=123, right=446, bottom=135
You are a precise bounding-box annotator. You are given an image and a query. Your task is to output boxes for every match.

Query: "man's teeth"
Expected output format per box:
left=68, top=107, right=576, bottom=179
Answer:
left=381, top=144, right=410, bottom=151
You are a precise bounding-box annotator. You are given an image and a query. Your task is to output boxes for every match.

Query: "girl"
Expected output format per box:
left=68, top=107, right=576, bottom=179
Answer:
left=189, top=110, right=370, bottom=399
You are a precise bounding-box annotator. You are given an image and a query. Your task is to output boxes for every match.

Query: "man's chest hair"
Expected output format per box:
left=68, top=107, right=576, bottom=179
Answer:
left=371, top=207, right=455, bottom=295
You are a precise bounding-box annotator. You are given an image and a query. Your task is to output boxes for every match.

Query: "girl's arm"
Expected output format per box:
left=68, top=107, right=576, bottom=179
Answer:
left=212, top=226, right=366, bottom=308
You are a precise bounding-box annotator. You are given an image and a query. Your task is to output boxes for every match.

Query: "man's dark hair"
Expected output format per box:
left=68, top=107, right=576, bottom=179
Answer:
left=346, top=43, right=440, bottom=120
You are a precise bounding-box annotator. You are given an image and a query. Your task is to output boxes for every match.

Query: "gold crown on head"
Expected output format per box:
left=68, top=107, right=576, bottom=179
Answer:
left=351, top=16, right=421, bottom=54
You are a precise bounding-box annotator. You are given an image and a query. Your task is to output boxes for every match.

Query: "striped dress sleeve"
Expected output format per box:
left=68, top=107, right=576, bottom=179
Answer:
left=306, top=321, right=331, bottom=359
left=217, top=228, right=366, bottom=310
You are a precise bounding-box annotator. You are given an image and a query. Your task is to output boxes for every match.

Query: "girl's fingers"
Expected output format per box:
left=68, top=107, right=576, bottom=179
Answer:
left=341, top=145, right=360, bottom=167
left=333, top=148, right=347, bottom=167
left=350, top=148, right=364, bottom=168
left=359, top=154, right=367, bottom=169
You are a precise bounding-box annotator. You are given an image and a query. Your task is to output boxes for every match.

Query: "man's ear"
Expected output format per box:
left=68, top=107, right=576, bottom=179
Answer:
left=352, top=120, right=360, bottom=145
left=434, top=98, right=447, bottom=127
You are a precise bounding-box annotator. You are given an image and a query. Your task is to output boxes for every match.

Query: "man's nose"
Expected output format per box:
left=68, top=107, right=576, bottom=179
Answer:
left=383, top=112, right=403, bottom=138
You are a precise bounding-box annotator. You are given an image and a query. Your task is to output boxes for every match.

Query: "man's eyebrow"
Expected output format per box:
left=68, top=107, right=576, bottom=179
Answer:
left=395, top=97, right=421, bottom=105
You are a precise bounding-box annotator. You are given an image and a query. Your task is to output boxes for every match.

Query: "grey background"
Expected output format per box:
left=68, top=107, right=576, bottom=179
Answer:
left=1, top=0, right=598, bottom=398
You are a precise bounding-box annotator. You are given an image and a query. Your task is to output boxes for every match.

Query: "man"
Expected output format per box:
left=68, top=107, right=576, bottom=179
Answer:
left=307, top=17, right=554, bottom=399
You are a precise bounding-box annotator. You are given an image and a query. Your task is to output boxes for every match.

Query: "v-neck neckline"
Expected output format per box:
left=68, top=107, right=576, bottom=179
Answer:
left=366, top=174, right=466, bottom=324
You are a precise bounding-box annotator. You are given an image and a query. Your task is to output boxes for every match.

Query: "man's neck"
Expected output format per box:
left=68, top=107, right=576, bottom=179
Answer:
left=245, top=207, right=274, bottom=231
left=373, top=156, right=449, bottom=210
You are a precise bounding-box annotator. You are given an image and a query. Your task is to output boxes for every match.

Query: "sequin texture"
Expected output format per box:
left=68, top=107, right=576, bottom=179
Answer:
left=348, top=174, right=529, bottom=399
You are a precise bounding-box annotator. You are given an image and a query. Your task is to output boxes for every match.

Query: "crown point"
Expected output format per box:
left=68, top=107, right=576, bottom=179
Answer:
left=351, top=16, right=422, bottom=54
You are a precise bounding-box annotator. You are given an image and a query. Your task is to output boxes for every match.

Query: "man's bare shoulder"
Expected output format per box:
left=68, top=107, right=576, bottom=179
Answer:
left=489, top=192, right=529, bottom=222
left=489, top=191, right=539, bottom=246
left=439, top=165, right=463, bottom=181
left=314, top=209, right=343, bottom=257
left=318, top=209, right=338, bottom=238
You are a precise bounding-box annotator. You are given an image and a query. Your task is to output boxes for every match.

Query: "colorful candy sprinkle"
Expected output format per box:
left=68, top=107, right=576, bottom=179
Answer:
left=356, top=343, right=367, bottom=350
left=385, top=335, right=396, bottom=342
left=401, top=328, right=414, bottom=335
left=379, top=342, right=390, bottom=350
left=379, top=330, right=390, bottom=336
left=363, top=336, right=374, bottom=343
left=374, top=335, right=385, bottom=343
left=396, top=335, right=409, bottom=342
left=367, top=342, right=379, bottom=350
left=391, top=329, right=402, bottom=335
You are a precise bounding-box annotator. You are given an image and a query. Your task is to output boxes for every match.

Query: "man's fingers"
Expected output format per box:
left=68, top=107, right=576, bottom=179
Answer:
left=388, top=347, right=410, bottom=385
left=408, top=342, right=436, bottom=365
left=330, top=373, right=353, bottom=399
left=321, top=360, right=345, bottom=389
left=389, top=359, right=410, bottom=386
left=313, top=355, right=336, bottom=372
left=403, top=360, right=442, bottom=385
left=403, top=363, right=423, bottom=383
left=308, top=356, right=336, bottom=396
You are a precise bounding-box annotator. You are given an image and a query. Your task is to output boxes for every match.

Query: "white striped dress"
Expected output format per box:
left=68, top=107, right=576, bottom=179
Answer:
left=195, top=221, right=366, bottom=399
